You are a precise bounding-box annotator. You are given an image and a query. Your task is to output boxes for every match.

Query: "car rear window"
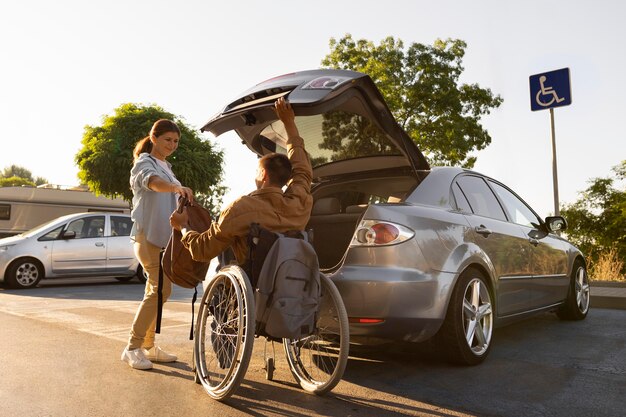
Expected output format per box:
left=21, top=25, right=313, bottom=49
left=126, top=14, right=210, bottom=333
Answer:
left=260, top=109, right=402, bottom=169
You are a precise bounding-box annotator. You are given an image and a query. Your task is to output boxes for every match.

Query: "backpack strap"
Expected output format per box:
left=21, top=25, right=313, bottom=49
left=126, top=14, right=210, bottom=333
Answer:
left=156, top=249, right=164, bottom=334
left=188, top=286, right=197, bottom=340
left=246, top=223, right=278, bottom=288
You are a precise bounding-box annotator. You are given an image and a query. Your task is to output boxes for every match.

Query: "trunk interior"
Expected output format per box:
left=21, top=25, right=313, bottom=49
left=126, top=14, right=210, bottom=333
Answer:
left=307, top=172, right=421, bottom=270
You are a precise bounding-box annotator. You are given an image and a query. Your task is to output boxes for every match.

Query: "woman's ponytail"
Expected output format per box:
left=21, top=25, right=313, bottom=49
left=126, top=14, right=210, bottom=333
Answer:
left=133, top=136, right=153, bottom=161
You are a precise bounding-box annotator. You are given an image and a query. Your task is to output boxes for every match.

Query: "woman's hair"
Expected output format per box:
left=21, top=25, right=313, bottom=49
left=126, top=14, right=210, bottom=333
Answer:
left=259, top=153, right=292, bottom=186
left=133, top=119, right=181, bottom=161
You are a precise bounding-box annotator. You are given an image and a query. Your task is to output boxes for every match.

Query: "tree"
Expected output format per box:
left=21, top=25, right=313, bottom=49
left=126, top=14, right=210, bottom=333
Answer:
left=75, top=103, right=225, bottom=215
left=0, top=176, right=36, bottom=187
left=561, top=161, right=626, bottom=276
left=321, top=35, right=503, bottom=168
left=1, top=165, right=47, bottom=186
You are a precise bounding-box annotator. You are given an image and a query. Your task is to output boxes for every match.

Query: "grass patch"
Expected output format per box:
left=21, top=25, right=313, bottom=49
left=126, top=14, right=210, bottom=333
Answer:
left=589, top=247, right=625, bottom=282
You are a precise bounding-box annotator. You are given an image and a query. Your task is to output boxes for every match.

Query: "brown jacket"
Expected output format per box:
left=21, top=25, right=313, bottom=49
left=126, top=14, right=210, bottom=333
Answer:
left=181, top=135, right=313, bottom=264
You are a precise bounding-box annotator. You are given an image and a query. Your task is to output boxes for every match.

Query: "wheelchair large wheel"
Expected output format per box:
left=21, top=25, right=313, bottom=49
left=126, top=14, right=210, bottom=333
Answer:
left=194, top=265, right=255, bottom=401
left=283, top=273, right=349, bottom=395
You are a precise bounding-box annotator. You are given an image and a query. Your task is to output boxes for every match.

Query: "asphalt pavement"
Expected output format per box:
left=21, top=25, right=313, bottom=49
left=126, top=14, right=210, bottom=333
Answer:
left=0, top=278, right=624, bottom=417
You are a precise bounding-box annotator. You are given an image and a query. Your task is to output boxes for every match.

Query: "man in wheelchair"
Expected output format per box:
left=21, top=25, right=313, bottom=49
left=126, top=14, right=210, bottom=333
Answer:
left=170, top=97, right=312, bottom=369
left=169, top=97, right=312, bottom=267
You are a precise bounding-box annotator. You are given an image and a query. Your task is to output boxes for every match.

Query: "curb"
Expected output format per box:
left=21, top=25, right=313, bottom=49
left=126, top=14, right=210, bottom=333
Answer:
left=590, top=281, right=626, bottom=311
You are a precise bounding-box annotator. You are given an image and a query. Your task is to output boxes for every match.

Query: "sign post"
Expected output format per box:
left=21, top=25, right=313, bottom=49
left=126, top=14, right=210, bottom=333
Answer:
left=529, top=67, right=572, bottom=216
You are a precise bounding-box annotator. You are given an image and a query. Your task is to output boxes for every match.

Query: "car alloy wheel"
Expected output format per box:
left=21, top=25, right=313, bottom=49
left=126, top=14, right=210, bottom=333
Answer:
left=573, top=265, right=590, bottom=314
left=461, top=277, right=493, bottom=356
left=437, top=267, right=493, bottom=365
left=7, top=258, right=43, bottom=289
left=557, top=260, right=590, bottom=321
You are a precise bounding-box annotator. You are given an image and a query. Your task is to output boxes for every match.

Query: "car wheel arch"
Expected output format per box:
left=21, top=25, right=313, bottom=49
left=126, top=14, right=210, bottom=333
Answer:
left=468, top=263, right=495, bottom=306
left=442, top=242, right=498, bottom=309
left=445, top=262, right=497, bottom=318
left=571, top=254, right=587, bottom=276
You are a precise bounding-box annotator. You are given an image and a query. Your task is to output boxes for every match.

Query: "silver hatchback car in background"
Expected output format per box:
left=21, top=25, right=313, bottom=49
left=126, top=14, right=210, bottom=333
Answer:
left=0, top=212, right=142, bottom=289
left=202, top=69, right=590, bottom=365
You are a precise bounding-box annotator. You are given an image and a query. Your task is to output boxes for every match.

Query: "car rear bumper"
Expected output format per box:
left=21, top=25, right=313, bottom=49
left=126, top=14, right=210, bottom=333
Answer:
left=329, top=266, right=456, bottom=343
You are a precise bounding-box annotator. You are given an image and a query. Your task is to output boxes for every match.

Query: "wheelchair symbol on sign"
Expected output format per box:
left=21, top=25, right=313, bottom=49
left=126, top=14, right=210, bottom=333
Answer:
left=535, top=76, right=565, bottom=107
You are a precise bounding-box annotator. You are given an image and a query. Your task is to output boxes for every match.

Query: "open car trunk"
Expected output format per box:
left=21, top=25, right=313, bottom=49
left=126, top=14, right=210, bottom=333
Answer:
left=307, top=169, right=425, bottom=270
left=201, top=69, right=431, bottom=267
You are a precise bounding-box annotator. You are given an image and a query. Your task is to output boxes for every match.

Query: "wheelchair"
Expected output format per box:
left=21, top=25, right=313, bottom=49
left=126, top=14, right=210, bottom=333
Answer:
left=192, top=230, right=349, bottom=401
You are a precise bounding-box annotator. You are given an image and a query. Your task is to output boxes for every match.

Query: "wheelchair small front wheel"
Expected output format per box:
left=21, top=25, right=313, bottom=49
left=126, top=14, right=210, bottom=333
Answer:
left=194, top=266, right=255, bottom=401
left=283, top=273, right=349, bottom=395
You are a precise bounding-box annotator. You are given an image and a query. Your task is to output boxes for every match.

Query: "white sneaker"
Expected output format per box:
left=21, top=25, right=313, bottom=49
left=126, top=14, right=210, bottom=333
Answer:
left=121, top=347, right=153, bottom=370
left=143, top=346, right=177, bottom=363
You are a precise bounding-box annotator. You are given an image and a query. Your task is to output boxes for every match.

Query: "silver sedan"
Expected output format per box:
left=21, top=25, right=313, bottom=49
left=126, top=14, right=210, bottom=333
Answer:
left=202, top=69, right=590, bottom=365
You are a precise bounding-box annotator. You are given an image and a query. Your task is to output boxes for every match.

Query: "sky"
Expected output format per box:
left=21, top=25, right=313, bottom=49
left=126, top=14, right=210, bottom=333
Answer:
left=1, top=0, right=625, bottom=217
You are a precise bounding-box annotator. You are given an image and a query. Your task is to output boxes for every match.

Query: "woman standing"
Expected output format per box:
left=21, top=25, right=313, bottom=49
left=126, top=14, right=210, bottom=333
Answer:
left=121, top=119, right=194, bottom=370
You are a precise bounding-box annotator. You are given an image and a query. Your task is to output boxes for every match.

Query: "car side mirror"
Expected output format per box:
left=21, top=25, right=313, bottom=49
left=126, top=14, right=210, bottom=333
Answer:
left=62, top=230, right=76, bottom=240
left=544, top=216, right=567, bottom=233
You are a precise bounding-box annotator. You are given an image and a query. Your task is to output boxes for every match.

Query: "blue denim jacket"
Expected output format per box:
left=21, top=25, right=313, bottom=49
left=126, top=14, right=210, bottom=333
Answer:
left=129, top=153, right=178, bottom=248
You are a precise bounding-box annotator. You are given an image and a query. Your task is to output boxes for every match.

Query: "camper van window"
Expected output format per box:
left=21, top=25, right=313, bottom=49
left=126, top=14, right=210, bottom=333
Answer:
left=0, top=204, right=10, bottom=220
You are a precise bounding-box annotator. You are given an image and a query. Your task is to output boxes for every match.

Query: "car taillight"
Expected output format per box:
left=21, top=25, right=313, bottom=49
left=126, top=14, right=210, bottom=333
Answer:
left=350, top=220, right=414, bottom=247
left=349, top=317, right=384, bottom=324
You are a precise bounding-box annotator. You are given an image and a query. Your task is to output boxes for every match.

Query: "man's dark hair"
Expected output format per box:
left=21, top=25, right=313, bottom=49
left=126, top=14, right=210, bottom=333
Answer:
left=260, top=153, right=292, bottom=186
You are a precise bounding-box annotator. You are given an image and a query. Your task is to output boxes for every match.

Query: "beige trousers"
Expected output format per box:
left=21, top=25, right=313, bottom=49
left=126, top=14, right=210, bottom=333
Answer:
left=127, top=230, right=172, bottom=350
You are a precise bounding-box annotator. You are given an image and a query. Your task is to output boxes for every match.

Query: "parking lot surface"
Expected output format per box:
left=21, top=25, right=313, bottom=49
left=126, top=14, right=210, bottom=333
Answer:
left=0, top=279, right=624, bottom=417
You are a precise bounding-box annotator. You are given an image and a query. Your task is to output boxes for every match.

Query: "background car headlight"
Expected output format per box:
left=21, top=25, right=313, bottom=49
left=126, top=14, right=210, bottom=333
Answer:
left=350, top=220, right=414, bottom=247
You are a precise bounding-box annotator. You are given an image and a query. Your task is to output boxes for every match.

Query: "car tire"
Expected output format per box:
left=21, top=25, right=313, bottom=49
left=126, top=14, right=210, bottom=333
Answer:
left=115, top=276, right=135, bottom=283
left=136, top=265, right=147, bottom=284
left=436, top=267, right=494, bottom=366
left=556, top=260, right=590, bottom=321
left=6, top=257, right=44, bottom=289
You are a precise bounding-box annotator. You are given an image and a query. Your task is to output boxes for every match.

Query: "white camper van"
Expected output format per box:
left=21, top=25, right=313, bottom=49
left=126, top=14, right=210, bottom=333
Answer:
left=0, top=185, right=130, bottom=238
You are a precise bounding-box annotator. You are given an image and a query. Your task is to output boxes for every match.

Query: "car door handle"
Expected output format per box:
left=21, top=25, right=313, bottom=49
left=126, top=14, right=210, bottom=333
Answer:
left=529, top=238, right=539, bottom=247
left=95, top=242, right=105, bottom=247
left=475, top=225, right=493, bottom=237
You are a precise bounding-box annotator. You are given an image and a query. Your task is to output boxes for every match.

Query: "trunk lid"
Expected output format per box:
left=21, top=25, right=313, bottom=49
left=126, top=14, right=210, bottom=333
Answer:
left=201, top=69, right=430, bottom=180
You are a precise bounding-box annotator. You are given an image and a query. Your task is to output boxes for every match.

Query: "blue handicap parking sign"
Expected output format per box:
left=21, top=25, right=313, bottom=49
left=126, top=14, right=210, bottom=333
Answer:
left=529, top=68, right=572, bottom=111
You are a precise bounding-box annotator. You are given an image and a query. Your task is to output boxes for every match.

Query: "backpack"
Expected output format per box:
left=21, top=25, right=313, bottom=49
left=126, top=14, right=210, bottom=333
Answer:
left=249, top=224, right=321, bottom=340
left=162, top=197, right=213, bottom=289
left=158, top=197, right=212, bottom=340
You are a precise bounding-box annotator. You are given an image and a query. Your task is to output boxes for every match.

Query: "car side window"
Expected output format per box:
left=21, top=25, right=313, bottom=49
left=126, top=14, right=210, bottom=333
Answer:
left=488, top=181, right=541, bottom=228
left=39, top=225, right=65, bottom=241
left=455, top=176, right=507, bottom=221
left=67, top=216, right=105, bottom=239
left=452, top=183, right=473, bottom=212
left=111, top=216, right=132, bottom=237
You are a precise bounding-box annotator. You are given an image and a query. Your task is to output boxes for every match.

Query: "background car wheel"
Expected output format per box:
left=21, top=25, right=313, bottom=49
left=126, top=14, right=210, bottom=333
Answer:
left=556, top=260, right=590, bottom=321
left=136, top=265, right=147, bottom=284
left=6, top=257, right=44, bottom=289
left=115, top=276, right=135, bottom=282
left=436, top=267, right=493, bottom=366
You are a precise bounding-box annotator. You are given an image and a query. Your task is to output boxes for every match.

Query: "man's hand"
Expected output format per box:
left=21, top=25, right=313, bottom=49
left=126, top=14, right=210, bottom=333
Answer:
left=170, top=207, right=189, bottom=232
left=274, top=97, right=299, bottom=139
